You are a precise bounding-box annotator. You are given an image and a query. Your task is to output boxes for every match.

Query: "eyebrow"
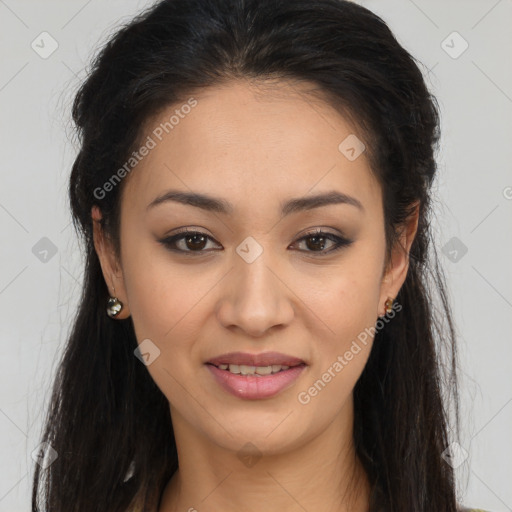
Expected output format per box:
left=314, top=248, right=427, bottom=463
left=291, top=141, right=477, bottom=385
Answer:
left=146, top=189, right=364, bottom=216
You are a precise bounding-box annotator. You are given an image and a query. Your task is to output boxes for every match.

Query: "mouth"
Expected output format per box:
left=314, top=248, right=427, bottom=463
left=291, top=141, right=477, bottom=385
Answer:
left=205, top=351, right=307, bottom=399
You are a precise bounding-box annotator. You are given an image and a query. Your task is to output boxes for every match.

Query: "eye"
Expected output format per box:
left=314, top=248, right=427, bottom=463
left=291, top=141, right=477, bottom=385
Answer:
left=290, top=228, right=353, bottom=254
left=158, top=228, right=353, bottom=255
left=159, top=229, right=221, bottom=253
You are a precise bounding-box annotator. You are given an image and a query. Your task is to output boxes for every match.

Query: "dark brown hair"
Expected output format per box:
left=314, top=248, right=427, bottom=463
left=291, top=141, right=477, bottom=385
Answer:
left=32, top=1, right=460, bottom=510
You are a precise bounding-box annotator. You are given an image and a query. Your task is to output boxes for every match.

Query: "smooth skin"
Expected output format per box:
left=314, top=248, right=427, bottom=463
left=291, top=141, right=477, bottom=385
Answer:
left=92, top=79, right=419, bottom=512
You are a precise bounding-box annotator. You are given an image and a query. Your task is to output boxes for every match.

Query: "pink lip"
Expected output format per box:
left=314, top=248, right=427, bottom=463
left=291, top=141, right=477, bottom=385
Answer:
left=206, top=351, right=305, bottom=367
left=206, top=363, right=306, bottom=400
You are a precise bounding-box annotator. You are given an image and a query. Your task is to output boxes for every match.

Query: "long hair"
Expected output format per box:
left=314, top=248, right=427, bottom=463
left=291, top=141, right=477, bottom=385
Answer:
left=32, top=1, right=460, bottom=510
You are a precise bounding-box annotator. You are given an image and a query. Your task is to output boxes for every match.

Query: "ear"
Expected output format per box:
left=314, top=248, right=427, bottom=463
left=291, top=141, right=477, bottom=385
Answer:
left=378, top=201, right=420, bottom=317
left=91, top=205, right=131, bottom=319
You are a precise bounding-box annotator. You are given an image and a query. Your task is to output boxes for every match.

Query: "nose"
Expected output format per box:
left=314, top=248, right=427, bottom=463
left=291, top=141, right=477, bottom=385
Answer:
left=215, top=248, right=295, bottom=338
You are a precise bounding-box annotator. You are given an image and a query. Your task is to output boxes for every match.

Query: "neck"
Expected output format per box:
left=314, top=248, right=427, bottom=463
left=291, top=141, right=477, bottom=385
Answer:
left=159, top=397, right=370, bottom=512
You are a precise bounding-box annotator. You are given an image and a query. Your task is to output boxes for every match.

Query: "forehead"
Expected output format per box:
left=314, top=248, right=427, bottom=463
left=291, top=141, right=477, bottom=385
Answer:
left=121, top=79, right=381, bottom=218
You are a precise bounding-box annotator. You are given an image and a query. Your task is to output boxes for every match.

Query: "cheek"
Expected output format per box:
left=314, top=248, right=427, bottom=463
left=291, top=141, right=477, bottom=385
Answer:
left=295, top=273, right=379, bottom=415
left=122, top=241, right=220, bottom=357
left=295, top=250, right=383, bottom=395
left=121, top=251, right=212, bottom=406
left=125, top=266, right=200, bottom=343
left=299, top=261, right=382, bottom=345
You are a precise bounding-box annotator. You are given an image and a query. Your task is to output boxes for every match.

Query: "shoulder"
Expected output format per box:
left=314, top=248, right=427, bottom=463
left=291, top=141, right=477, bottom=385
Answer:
left=459, top=507, right=491, bottom=512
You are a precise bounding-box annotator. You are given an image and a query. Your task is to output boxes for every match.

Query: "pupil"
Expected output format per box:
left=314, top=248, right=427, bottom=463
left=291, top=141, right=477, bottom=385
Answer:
left=187, top=234, right=206, bottom=250
left=307, top=236, right=325, bottom=251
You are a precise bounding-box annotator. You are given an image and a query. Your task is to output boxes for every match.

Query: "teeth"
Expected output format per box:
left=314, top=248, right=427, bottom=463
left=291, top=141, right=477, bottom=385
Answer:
left=216, top=363, right=294, bottom=375
left=255, top=366, right=272, bottom=375
left=239, top=365, right=256, bottom=375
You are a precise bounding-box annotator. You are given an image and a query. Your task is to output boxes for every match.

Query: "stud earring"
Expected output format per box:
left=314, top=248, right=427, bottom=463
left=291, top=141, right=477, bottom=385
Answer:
left=106, top=281, right=123, bottom=318
left=384, top=297, right=394, bottom=314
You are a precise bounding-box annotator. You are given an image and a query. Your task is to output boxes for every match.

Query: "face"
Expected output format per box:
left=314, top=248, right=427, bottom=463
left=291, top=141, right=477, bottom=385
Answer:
left=93, top=79, right=415, bottom=457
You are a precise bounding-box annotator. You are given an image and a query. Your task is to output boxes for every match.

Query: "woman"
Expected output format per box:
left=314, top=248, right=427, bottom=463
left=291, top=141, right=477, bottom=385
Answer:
left=31, top=0, right=487, bottom=511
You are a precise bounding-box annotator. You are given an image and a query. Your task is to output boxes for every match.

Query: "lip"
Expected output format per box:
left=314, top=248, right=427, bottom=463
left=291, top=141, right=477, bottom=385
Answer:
left=206, top=351, right=306, bottom=367
left=206, top=363, right=306, bottom=400
left=205, top=351, right=307, bottom=400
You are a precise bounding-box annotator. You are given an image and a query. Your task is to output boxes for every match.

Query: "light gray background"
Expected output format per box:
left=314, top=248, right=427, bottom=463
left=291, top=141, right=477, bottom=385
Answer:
left=0, top=1, right=511, bottom=510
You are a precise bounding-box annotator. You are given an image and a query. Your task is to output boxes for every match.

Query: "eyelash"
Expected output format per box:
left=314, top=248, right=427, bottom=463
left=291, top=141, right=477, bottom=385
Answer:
left=158, top=228, right=353, bottom=256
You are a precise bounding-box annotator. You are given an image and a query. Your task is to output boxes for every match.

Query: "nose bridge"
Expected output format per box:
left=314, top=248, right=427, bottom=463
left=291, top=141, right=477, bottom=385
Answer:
left=216, top=238, right=294, bottom=336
